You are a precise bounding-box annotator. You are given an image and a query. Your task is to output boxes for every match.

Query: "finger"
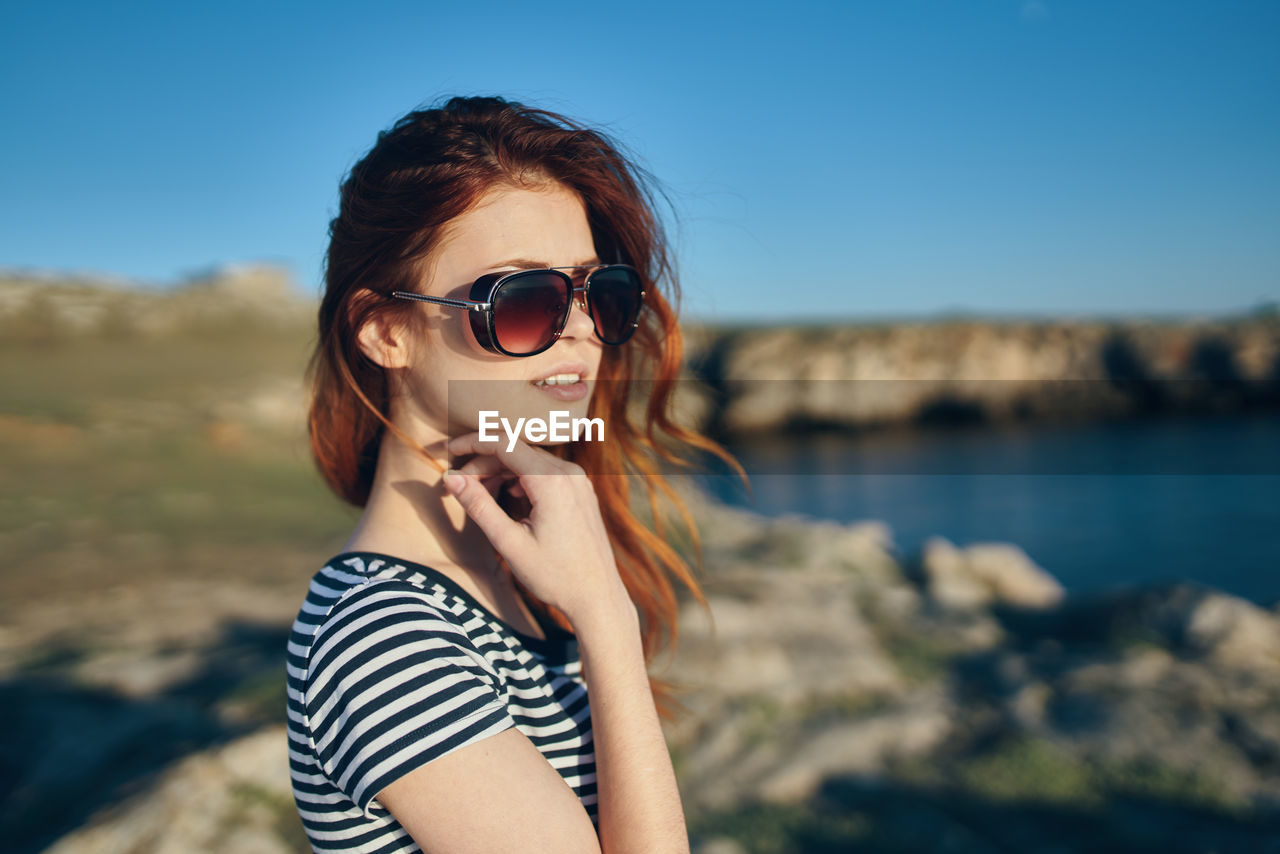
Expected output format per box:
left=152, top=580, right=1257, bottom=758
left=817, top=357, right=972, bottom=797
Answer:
left=447, top=432, right=566, bottom=477
left=454, top=454, right=511, bottom=479
left=448, top=434, right=588, bottom=511
left=478, top=468, right=518, bottom=499
left=454, top=456, right=517, bottom=500
left=442, top=470, right=531, bottom=555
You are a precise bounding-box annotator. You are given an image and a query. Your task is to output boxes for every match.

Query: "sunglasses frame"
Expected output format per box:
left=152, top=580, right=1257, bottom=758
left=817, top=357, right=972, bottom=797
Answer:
left=390, top=264, right=645, bottom=357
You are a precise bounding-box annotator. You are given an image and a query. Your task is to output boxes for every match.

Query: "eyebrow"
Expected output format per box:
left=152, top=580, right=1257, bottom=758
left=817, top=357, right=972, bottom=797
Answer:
left=486, top=256, right=602, bottom=270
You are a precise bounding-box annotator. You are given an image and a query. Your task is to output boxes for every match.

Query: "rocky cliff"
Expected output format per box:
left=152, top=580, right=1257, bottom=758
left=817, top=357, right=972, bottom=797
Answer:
left=679, top=316, right=1280, bottom=436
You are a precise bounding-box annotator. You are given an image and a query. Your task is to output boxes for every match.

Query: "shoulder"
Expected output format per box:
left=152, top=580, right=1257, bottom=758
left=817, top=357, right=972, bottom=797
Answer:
left=308, top=578, right=484, bottom=676
left=301, top=553, right=469, bottom=645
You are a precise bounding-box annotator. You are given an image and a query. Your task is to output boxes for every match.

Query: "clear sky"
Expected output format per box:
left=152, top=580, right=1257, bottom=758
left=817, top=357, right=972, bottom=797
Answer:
left=2, top=1, right=1277, bottom=322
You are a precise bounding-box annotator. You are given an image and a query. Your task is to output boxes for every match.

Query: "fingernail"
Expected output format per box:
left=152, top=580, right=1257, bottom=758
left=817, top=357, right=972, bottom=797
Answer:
left=442, top=469, right=464, bottom=494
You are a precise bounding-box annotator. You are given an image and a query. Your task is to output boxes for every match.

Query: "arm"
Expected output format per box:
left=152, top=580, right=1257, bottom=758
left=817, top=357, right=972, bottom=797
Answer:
left=378, top=726, right=603, bottom=853
left=575, top=589, right=691, bottom=854
left=439, top=433, right=692, bottom=853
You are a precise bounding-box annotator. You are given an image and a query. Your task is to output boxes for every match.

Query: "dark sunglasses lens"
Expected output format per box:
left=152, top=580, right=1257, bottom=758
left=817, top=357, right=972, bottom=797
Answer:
left=492, top=272, right=569, bottom=355
left=588, top=267, right=644, bottom=344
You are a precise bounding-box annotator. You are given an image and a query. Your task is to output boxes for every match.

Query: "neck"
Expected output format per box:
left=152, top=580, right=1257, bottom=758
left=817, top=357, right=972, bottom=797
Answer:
left=342, top=420, right=506, bottom=585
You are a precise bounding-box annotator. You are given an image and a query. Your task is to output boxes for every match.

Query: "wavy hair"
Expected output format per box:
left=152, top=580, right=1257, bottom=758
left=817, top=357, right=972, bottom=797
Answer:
left=304, top=94, right=745, bottom=721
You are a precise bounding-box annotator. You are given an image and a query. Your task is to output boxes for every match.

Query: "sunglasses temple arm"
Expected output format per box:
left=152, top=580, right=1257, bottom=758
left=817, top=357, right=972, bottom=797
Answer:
left=390, top=291, right=492, bottom=312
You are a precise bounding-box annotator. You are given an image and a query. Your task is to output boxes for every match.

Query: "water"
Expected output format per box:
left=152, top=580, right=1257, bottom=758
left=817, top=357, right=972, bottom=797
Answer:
left=692, top=412, right=1280, bottom=605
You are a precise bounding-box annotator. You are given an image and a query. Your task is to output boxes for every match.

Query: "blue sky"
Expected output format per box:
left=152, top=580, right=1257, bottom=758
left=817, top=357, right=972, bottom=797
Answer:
left=1, top=1, right=1277, bottom=322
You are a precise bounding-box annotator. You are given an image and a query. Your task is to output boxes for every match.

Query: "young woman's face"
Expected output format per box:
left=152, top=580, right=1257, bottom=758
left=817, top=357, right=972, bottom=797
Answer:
left=396, top=180, right=606, bottom=444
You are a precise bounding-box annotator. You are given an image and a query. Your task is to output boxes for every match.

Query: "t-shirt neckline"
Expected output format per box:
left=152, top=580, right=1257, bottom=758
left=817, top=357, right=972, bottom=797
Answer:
left=328, top=550, right=578, bottom=659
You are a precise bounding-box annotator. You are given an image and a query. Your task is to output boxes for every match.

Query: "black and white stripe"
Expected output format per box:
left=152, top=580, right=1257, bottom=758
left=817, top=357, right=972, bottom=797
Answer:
left=287, top=552, right=597, bottom=852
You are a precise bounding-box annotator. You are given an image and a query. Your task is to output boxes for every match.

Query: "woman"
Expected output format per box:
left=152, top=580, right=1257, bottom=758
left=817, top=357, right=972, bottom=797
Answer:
left=287, top=95, right=743, bottom=853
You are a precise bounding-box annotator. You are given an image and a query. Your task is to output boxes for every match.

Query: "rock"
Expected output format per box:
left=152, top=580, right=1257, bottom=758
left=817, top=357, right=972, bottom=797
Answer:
left=670, top=687, right=954, bottom=812
left=43, top=726, right=298, bottom=854
left=752, top=689, right=953, bottom=804
left=922, top=537, right=1064, bottom=611
left=964, top=542, right=1066, bottom=609
left=1122, top=585, right=1280, bottom=672
left=921, top=538, right=996, bottom=610
left=1183, top=592, right=1280, bottom=671
left=1009, top=680, right=1054, bottom=729
left=669, top=565, right=903, bottom=707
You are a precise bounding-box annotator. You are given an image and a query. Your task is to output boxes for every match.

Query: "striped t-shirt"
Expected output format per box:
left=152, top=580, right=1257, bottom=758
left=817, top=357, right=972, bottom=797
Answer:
left=286, top=551, right=597, bottom=852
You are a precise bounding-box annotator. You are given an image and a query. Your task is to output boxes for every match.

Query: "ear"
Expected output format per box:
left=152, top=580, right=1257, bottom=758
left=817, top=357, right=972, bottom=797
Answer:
left=353, top=289, right=414, bottom=370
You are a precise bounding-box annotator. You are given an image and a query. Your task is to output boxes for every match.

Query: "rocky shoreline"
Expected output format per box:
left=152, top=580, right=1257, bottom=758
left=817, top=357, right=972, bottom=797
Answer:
left=663, top=484, right=1280, bottom=851
left=22, top=485, right=1280, bottom=853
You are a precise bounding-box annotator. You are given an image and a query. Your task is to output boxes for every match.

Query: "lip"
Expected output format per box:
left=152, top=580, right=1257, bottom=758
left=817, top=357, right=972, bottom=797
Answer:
left=533, top=380, right=591, bottom=402
left=529, top=360, right=592, bottom=403
left=529, top=361, right=591, bottom=385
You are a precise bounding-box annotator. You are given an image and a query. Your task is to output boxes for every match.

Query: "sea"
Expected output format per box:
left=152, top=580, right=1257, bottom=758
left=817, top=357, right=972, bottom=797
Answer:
left=689, top=411, right=1280, bottom=606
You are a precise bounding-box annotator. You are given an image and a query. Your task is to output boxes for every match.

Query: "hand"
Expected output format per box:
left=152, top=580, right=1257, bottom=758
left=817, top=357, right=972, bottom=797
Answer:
left=443, top=433, right=635, bottom=628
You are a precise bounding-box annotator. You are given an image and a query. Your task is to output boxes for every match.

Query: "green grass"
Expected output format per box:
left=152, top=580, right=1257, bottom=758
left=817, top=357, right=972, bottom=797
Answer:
left=797, top=691, right=891, bottom=725
left=879, top=630, right=956, bottom=684
left=0, top=322, right=314, bottom=422
left=738, top=695, right=788, bottom=749
left=0, top=316, right=355, bottom=600
left=0, top=428, right=351, bottom=558
left=1096, top=754, right=1249, bottom=815
left=929, top=734, right=1247, bottom=816
left=956, top=736, right=1098, bottom=806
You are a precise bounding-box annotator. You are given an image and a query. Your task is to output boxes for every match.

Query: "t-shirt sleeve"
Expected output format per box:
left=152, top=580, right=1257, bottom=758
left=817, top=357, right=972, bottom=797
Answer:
left=302, top=582, right=516, bottom=816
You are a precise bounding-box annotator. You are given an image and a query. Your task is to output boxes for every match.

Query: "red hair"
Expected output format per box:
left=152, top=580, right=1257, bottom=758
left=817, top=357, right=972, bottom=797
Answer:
left=304, top=95, right=745, bottom=720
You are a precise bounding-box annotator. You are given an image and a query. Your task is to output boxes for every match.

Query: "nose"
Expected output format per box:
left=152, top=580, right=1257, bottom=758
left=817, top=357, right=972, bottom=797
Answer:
left=560, top=286, right=596, bottom=340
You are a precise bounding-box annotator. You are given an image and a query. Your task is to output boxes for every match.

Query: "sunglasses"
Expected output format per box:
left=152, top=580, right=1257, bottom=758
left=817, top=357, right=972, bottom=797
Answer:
left=390, top=264, right=645, bottom=357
